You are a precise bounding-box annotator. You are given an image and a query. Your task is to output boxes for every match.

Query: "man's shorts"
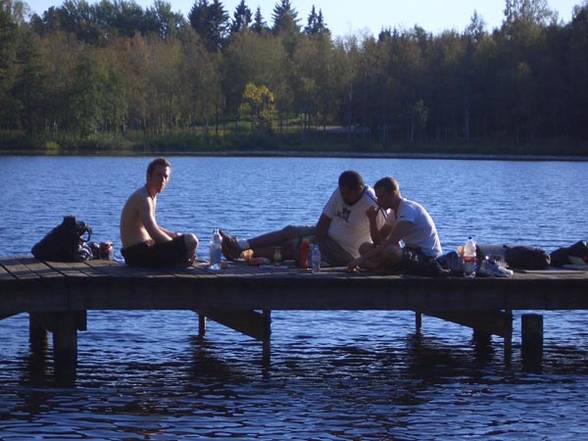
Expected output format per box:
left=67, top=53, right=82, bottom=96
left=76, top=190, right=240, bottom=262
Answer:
left=121, top=236, right=191, bottom=268
left=395, top=247, right=444, bottom=276
left=284, top=225, right=354, bottom=266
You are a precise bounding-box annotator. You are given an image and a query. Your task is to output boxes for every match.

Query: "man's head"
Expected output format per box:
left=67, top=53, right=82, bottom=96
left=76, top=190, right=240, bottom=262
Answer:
left=146, top=158, right=172, bottom=196
left=338, top=170, right=365, bottom=205
left=374, top=177, right=401, bottom=210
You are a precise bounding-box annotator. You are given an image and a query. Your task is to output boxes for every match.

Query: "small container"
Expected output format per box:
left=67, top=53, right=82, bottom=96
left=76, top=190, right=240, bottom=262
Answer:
left=298, top=240, right=310, bottom=268
left=311, top=244, right=321, bottom=273
left=209, top=229, right=222, bottom=271
left=463, top=237, right=477, bottom=278
left=99, top=241, right=113, bottom=260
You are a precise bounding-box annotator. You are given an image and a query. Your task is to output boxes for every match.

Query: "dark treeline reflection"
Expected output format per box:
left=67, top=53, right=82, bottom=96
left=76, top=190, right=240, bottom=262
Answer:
left=1, top=0, right=587, bottom=152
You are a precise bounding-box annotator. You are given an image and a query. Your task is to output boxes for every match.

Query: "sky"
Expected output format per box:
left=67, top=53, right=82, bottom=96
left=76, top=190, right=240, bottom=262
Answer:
left=24, top=0, right=584, bottom=37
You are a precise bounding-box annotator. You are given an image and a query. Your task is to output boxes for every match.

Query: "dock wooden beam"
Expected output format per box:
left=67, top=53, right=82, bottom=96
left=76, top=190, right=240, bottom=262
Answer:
left=196, top=308, right=271, bottom=341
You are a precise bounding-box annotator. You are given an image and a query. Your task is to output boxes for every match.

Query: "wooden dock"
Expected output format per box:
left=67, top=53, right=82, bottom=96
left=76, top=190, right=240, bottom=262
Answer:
left=2, top=256, right=588, bottom=381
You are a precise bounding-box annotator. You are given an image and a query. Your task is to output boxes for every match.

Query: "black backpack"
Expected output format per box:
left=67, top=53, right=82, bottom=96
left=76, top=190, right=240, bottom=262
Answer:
left=550, top=241, right=588, bottom=267
left=31, top=216, right=93, bottom=262
left=504, top=245, right=551, bottom=270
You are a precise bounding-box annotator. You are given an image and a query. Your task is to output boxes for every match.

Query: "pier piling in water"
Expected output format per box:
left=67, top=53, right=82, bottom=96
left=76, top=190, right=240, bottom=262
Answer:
left=522, top=313, right=543, bottom=361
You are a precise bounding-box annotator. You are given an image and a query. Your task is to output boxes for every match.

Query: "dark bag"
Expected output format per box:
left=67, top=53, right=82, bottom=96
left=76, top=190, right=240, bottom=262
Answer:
left=31, top=216, right=93, bottom=262
left=550, top=240, right=588, bottom=267
left=504, top=245, right=550, bottom=270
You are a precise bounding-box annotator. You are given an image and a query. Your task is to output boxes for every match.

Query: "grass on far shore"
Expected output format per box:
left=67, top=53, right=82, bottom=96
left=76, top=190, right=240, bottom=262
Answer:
left=0, top=129, right=587, bottom=158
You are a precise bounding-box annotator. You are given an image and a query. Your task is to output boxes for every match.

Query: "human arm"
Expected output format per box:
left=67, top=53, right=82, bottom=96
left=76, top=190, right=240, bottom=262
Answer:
left=140, top=197, right=173, bottom=243
left=315, top=214, right=332, bottom=243
left=347, top=221, right=413, bottom=271
left=160, top=227, right=179, bottom=238
left=367, top=206, right=392, bottom=245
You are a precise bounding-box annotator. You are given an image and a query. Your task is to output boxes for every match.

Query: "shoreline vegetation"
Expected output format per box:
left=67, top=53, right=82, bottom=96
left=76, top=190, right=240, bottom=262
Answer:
left=0, top=129, right=586, bottom=160
left=2, top=0, right=588, bottom=159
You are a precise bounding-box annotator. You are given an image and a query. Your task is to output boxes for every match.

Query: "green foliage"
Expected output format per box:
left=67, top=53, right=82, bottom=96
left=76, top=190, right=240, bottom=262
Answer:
left=1, top=0, right=588, bottom=154
left=239, top=82, right=275, bottom=130
left=272, top=0, right=299, bottom=35
left=188, top=0, right=229, bottom=52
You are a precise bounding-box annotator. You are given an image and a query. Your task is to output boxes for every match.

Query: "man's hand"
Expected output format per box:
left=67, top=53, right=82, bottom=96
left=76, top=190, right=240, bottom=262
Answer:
left=366, top=206, right=379, bottom=221
left=346, top=257, right=363, bottom=273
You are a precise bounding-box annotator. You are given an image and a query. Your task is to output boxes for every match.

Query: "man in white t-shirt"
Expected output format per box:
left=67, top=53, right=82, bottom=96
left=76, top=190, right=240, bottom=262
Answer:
left=348, top=176, right=444, bottom=275
left=220, top=170, right=386, bottom=266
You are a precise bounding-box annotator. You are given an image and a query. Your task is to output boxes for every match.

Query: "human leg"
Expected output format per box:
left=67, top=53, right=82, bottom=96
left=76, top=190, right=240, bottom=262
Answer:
left=318, top=235, right=355, bottom=266
left=220, top=225, right=314, bottom=260
left=183, top=233, right=198, bottom=263
left=356, top=242, right=382, bottom=270
left=122, top=236, right=192, bottom=268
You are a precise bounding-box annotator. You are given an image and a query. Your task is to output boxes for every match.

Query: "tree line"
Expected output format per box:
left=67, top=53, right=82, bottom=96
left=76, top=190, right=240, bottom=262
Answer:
left=0, top=0, right=587, bottom=152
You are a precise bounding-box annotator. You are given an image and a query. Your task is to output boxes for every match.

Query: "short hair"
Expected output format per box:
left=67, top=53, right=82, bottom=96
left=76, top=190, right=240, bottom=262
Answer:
left=338, top=170, right=364, bottom=191
left=147, top=158, right=171, bottom=177
left=374, top=177, right=400, bottom=194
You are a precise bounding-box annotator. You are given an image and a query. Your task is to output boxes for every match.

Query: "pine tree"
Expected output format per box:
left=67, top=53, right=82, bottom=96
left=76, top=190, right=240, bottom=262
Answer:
left=272, top=0, right=299, bottom=35
left=230, top=0, right=251, bottom=34
left=188, top=0, right=229, bottom=52
left=304, top=5, right=328, bottom=35
left=251, top=6, right=266, bottom=33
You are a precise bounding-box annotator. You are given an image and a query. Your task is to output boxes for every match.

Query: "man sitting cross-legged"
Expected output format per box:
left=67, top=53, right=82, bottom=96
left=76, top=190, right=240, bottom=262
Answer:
left=347, top=176, right=444, bottom=275
left=120, top=158, right=198, bottom=268
left=220, top=170, right=387, bottom=266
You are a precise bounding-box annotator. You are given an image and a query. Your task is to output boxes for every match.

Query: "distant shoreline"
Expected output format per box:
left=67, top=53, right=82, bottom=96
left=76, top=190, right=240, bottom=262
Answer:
left=1, top=149, right=588, bottom=162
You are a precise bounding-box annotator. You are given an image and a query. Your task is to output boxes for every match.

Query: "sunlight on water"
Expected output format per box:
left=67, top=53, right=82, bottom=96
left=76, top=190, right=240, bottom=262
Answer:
left=1, top=156, right=588, bottom=439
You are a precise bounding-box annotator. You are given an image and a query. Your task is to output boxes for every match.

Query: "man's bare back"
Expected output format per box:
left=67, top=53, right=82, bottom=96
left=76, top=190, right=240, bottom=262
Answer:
left=120, top=186, right=155, bottom=248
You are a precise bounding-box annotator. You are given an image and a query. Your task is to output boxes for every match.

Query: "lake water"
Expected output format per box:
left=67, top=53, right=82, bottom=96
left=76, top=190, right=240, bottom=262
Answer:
left=1, top=155, right=588, bottom=440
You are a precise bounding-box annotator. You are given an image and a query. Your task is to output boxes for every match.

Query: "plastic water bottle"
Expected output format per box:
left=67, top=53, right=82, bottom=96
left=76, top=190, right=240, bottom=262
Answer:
left=463, top=236, right=477, bottom=278
left=209, top=229, right=222, bottom=271
left=311, top=244, right=321, bottom=273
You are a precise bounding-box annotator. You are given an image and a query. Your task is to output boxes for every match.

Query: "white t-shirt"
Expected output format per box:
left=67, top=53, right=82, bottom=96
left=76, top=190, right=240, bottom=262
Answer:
left=386, top=198, right=442, bottom=257
left=323, top=186, right=386, bottom=258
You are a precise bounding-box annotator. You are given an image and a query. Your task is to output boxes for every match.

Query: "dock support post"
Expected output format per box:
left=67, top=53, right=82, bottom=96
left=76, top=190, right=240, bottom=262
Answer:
left=262, top=309, right=271, bottom=366
left=415, top=312, right=422, bottom=333
left=198, top=313, right=206, bottom=337
left=29, top=312, right=47, bottom=352
left=52, top=312, right=79, bottom=383
left=473, top=329, right=492, bottom=346
left=522, top=313, right=543, bottom=362
left=503, top=310, right=513, bottom=364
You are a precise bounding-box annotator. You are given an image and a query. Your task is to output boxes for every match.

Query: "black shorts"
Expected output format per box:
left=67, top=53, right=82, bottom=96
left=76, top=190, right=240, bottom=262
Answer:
left=121, top=236, right=190, bottom=268
left=396, top=247, right=443, bottom=276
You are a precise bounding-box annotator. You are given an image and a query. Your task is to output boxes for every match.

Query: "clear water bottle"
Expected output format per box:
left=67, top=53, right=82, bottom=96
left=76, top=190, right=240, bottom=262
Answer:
left=209, top=229, right=222, bottom=271
left=311, top=244, right=321, bottom=273
left=463, top=236, right=477, bottom=278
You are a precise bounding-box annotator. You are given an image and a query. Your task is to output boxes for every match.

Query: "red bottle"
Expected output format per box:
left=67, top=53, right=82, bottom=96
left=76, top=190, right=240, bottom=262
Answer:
left=298, top=240, right=310, bottom=268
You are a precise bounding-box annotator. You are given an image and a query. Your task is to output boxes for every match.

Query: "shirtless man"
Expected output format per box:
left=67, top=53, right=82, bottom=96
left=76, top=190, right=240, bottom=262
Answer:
left=120, top=158, right=198, bottom=267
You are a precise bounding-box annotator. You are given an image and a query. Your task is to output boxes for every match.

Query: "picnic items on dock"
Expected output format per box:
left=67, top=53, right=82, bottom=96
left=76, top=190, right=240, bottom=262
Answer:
left=504, top=245, right=551, bottom=270
left=32, top=216, right=94, bottom=262
left=31, top=216, right=114, bottom=262
left=550, top=240, right=588, bottom=267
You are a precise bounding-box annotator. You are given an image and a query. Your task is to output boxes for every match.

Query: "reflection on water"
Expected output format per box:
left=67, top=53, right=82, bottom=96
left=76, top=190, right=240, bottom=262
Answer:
left=1, top=156, right=588, bottom=439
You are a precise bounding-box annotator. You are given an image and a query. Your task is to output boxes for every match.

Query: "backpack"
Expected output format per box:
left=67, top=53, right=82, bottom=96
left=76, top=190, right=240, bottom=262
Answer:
left=550, top=240, right=588, bottom=267
left=31, top=216, right=93, bottom=262
left=504, top=245, right=550, bottom=270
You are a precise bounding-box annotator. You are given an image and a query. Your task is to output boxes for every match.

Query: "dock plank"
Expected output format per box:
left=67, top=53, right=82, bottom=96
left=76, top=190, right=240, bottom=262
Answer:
left=0, top=258, right=42, bottom=280
left=0, top=264, right=16, bottom=280
left=16, top=257, right=65, bottom=279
